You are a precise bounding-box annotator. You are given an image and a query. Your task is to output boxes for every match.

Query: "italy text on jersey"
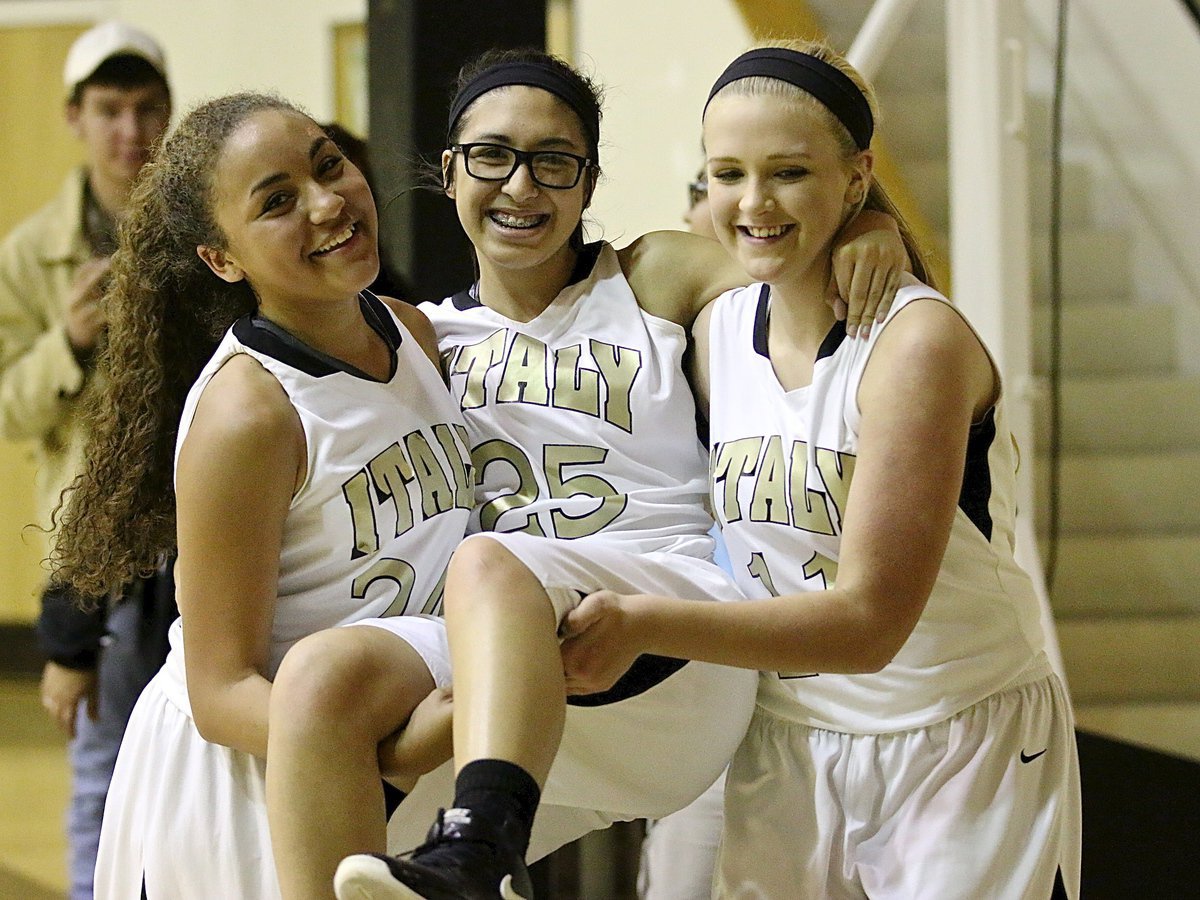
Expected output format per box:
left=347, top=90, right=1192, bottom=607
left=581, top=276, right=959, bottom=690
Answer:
left=712, top=435, right=854, bottom=535
left=341, top=421, right=474, bottom=615
left=444, top=329, right=643, bottom=431
left=711, top=434, right=855, bottom=592
left=445, top=328, right=649, bottom=540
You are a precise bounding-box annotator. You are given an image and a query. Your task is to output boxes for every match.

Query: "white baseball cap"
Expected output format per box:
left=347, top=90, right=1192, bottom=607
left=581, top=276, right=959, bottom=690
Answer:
left=63, top=20, right=167, bottom=94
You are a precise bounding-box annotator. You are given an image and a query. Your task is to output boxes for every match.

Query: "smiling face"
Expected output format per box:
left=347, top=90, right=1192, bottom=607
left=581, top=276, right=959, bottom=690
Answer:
left=703, top=90, right=870, bottom=293
left=198, top=109, right=379, bottom=314
left=442, top=85, right=594, bottom=287
left=68, top=81, right=171, bottom=195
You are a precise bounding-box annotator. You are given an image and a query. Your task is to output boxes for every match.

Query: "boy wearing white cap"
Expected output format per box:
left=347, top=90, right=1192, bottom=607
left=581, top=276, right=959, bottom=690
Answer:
left=0, top=20, right=172, bottom=900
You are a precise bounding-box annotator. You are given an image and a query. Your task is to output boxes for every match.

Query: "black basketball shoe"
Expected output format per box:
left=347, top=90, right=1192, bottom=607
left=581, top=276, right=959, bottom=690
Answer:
left=333, top=807, right=533, bottom=900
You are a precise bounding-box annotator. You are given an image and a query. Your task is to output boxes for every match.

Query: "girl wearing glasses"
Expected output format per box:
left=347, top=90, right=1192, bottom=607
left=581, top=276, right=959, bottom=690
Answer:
left=330, top=48, right=909, bottom=899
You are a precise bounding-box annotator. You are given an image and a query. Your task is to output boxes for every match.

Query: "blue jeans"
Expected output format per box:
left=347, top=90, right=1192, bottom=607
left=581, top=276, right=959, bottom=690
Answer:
left=66, top=594, right=172, bottom=899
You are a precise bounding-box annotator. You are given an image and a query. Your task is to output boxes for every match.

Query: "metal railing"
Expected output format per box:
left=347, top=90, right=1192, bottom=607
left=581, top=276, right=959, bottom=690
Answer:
left=847, top=0, right=923, bottom=80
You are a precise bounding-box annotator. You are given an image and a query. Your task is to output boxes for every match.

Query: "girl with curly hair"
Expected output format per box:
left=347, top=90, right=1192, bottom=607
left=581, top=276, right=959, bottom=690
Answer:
left=53, top=92, right=470, bottom=899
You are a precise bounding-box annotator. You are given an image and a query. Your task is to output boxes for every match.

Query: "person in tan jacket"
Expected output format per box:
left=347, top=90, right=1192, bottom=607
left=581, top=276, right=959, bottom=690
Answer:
left=0, top=21, right=173, bottom=899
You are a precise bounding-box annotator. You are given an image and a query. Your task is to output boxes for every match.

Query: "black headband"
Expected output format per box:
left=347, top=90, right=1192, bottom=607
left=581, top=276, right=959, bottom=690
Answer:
left=704, top=48, right=874, bottom=151
left=447, top=61, right=600, bottom=161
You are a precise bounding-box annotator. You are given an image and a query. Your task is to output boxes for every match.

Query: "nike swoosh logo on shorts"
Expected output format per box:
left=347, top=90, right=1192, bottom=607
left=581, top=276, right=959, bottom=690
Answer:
left=1020, top=748, right=1047, bottom=763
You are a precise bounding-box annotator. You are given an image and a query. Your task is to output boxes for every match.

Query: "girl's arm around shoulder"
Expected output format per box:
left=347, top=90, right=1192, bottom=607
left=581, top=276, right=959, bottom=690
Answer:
left=381, top=296, right=443, bottom=372
left=174, top=354, right=305, bottom=758
left=618, top=212, right=911, bottom=336
left=617, top=230, right=747, bottom=328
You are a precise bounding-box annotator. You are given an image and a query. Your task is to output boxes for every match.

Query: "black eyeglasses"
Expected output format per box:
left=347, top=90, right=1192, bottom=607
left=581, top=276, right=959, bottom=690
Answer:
left=687, top=178, right=708, bottom=209
left=450, top=142, right=592, bottom=189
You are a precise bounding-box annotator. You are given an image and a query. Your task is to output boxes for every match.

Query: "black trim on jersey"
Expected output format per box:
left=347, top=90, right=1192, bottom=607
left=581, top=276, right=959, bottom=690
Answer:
left=566, top=653, right=689, bottom=707
left=361, top=289, right=403, bottom=349
left=816, top=319, right=848, bottom=361
left=752, top=283, right=847, bottom=361
left=231, top=291, right=400, bottom=382
left=958, top=406, right=997, bottom=541
left=752, top=283, right=771, bottom=357
left=450, top=241, right=604, bottom=310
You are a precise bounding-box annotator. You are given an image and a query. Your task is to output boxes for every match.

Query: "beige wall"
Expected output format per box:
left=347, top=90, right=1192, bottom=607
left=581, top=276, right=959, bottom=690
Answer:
left=114, top=0, right=366, bottom=123
left=572, top=0, right=751, bottom=243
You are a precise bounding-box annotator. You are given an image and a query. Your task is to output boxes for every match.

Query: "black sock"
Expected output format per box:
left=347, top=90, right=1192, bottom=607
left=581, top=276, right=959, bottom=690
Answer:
left=452, top=759, right=541, bottom=856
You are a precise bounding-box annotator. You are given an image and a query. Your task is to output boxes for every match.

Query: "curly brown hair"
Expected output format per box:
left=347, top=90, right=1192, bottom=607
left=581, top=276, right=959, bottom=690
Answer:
left=51, top=92, right=300, bottom=601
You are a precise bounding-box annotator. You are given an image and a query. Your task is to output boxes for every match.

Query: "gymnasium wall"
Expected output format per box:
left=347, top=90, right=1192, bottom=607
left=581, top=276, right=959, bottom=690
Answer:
left=572, top=0, right=751, bottom=243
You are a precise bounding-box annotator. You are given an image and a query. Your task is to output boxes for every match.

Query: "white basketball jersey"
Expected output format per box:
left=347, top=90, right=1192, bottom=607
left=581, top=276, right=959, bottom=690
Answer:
left=706, top=281, right=1051, bottom=733
left=420, top=242, right=714, bottom=556
left=168, top=293, right=472, bottom=693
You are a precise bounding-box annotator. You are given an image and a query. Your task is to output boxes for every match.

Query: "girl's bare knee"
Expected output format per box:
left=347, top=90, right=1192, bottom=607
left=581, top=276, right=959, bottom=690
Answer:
left=272, top=630, right=376, bottom=725
left=445, top=537, right=546, bottom=618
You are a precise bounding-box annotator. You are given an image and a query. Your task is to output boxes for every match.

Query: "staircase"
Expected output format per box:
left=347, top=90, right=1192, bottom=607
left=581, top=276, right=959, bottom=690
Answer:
left=811, top=0, right=1200, bottom=762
